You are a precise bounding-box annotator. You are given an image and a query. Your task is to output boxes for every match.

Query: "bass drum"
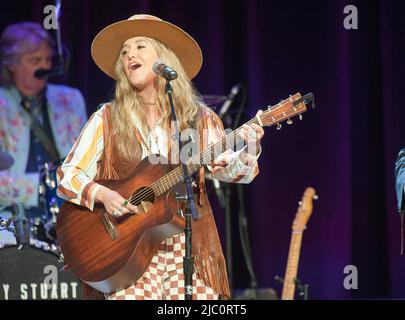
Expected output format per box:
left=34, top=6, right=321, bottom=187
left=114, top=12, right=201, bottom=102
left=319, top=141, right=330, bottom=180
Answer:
left=0, top=245, right=82, bottom=300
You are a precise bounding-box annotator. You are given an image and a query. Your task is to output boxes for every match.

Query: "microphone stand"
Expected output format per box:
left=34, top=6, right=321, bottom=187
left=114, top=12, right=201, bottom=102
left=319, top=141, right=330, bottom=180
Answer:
left=220, top=109, right=234, bottom=298
left=223, top=182, right=233, bottom=297
left=231, top=86, right=260, bottom=299
left=165, top=80, right=199, bottom=300
left=53, top=0, right=65, bottom=77
left=212, top=86, right=241, bottom=297
left=10, top=203, right=30, bottom=249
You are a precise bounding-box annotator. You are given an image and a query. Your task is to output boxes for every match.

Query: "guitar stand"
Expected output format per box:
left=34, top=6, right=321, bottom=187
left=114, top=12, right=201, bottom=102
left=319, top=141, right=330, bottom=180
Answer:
left=275, top=276, right=310, bottom=300
left=294, top=278, right=309, bottom=300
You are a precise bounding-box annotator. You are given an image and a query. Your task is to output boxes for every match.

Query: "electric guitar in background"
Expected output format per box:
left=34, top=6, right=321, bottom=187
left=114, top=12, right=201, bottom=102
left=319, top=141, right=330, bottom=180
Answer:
left=281, top=187, right=317, bottom=300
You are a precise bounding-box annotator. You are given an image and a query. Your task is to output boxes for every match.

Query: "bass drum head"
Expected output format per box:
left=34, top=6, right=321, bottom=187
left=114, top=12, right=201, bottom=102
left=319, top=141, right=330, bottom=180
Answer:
left=0, top=245, right=82, bottom=300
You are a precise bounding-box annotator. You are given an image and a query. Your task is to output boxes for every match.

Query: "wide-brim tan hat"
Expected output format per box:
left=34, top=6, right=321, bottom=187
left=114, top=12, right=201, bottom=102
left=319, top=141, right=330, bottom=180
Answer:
left=91, top=14, right=203, bottom=80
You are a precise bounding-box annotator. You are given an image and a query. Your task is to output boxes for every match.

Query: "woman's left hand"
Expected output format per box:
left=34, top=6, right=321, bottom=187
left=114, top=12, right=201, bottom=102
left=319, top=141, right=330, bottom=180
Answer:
left=238, top=110, right=265, bottom=157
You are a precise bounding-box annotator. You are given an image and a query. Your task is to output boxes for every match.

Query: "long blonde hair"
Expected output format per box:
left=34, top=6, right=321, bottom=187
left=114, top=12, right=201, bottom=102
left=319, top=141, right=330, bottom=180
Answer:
left=109, top=37, right=202, bottom=161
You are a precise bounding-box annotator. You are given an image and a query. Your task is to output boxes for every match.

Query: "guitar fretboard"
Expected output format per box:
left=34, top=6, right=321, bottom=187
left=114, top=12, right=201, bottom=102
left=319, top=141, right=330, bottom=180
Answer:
left=281, top=231, right=304, bottom=300
left=150, top=116, right=262, bottom=197
left=128, top=93, right=307, bottom=205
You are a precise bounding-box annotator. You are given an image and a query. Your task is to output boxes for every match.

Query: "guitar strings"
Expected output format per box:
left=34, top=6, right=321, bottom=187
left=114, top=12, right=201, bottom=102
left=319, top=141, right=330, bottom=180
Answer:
left=128, top=122, right=253, bottom=205
left=127, top=108, right=298, bottom=205
left=128, top=107, right=300, bottom=206
left=128, top=105, right=303, bottom=205
left=128, top=118, right=259, bottom=205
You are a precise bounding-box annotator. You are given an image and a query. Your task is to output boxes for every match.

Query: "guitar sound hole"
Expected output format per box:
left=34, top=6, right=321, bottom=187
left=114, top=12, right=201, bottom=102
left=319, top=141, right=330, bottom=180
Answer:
left=130, top=187, right=155, bottom=206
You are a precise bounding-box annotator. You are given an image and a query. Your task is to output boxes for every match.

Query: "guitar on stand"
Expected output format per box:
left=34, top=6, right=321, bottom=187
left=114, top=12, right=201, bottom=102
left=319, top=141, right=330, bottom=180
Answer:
left=279, top=187, right=317, bottom=300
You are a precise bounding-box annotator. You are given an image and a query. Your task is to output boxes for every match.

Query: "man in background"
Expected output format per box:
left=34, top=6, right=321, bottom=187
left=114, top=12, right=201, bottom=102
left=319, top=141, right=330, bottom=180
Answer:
left=0, top=22, right=87, bottom=245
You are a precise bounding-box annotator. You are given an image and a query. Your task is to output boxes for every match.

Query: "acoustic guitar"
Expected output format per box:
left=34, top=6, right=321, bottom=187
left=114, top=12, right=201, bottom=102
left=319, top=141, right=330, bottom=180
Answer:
left=57, top=93, right=311, bottom=293
left=281, top=187, right=317, bottom=300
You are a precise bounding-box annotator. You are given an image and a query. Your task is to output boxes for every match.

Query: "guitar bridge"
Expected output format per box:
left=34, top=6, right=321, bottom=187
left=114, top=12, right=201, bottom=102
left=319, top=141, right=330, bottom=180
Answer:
left=101, top=211, right=119, bottom=240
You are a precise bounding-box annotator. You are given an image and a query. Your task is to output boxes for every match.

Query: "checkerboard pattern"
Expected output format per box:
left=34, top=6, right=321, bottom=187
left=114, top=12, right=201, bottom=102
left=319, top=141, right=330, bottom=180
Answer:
left=105, top=233, right=219, bottom=300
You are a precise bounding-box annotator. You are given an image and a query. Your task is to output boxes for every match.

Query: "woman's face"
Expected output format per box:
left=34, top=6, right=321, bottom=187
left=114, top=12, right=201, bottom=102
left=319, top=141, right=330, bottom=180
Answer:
left=120, top=36, right=159, bottom=92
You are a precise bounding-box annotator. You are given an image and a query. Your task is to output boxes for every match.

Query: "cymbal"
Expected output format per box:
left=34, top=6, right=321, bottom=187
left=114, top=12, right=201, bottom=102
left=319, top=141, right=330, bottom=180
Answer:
left=0, top=150, right=14, bottom=171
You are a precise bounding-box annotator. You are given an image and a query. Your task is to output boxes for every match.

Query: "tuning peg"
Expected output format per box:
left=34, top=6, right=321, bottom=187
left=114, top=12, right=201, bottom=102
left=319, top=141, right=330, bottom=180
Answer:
left=276, top=123, right=282, bottom=130
left=314, top=194, right=319, bottom=200
left=287, top=118, right=293, bottom=125
left=299, top=114, right=303, bottom=120
left=298, top=201, right=302, bottom=206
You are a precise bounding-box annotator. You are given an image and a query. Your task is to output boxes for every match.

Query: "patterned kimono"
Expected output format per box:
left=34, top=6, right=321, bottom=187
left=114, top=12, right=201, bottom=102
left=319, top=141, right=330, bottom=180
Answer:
left=0, top=84, right=87, bottom=209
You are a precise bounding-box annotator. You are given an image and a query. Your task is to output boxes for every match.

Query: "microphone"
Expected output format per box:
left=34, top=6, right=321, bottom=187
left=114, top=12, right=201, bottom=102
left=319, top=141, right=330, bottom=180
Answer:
left=218, top=84, right=242, bottom=119
left=152, top=60, right=178, bottom=81
left=34, top=65, right=64, bottom=79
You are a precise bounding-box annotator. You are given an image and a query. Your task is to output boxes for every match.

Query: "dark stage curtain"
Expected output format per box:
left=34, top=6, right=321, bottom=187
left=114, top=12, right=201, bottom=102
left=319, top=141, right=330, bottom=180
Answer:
left=1, top=0, right=404, bottom=299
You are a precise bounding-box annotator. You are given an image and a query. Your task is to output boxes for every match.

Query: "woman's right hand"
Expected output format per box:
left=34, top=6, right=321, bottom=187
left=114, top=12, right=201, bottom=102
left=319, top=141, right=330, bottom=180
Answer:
left=95, top=185, right=138, bottom=217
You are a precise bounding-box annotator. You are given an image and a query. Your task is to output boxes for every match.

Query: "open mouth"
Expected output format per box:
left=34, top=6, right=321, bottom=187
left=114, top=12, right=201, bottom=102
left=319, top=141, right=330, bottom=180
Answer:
left=129, top=63, right=141, bottom=71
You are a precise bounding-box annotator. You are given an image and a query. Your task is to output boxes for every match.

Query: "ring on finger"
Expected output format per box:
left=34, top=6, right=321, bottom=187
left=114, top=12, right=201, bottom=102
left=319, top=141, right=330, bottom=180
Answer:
left=122, top=200, right=129, bottom=208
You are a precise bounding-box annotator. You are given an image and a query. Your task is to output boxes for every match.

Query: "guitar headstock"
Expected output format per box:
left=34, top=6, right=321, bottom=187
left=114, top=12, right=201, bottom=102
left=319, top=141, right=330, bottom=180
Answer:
left=258, top=93, right=309, bottom=129
left=292, top=187, right=317, bottom=232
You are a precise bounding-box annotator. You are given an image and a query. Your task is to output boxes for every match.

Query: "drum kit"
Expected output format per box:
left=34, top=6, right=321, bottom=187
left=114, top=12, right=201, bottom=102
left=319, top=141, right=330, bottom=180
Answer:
left=0, top=150, right=82, bottom=300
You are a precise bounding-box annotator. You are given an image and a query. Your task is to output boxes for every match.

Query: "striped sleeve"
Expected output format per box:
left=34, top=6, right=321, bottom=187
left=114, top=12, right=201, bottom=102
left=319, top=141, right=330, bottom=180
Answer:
left=203, top=107, right=260, bottom=184
left=56, top=107, right=105, bottom=211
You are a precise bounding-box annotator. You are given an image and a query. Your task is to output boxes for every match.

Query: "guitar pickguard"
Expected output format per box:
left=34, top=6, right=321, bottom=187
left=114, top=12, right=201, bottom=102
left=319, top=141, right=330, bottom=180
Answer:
left=131, top=186, right=155, bottom=211
left=138, top=201, right=153, bottom=214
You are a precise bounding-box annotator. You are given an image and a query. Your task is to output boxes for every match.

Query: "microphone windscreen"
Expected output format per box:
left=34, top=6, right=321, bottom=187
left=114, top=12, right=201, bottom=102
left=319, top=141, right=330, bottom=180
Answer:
left=34, top=69, right=48, bottom=79
left=152, top=60, right=163, bottom=74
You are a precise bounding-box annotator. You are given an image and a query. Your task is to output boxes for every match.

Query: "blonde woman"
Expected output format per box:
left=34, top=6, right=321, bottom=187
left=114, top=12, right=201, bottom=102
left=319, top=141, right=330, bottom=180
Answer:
left=57, top=14, right=264, bottom=300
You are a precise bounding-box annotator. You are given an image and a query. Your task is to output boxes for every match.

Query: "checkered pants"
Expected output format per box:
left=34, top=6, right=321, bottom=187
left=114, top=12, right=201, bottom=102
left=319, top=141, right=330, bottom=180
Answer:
left=105, top=233, right=219, bottom=300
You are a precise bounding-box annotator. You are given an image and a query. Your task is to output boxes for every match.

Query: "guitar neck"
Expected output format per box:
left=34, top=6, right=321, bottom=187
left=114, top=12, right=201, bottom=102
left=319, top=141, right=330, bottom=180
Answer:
left=146, top=93, right=308, bottom=198
left=281, top=231, right=304, bottom=300
left=150, top=117, right=262, bottom=197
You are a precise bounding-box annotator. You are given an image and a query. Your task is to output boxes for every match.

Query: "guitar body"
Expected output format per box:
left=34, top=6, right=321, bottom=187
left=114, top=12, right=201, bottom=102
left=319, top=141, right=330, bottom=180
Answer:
left=56, top=156, right=185, bottom=294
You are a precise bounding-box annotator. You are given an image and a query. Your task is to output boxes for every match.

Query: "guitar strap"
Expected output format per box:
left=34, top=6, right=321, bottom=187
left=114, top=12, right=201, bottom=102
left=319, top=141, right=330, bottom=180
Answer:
left=20, top=98, right=60, bottom=162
